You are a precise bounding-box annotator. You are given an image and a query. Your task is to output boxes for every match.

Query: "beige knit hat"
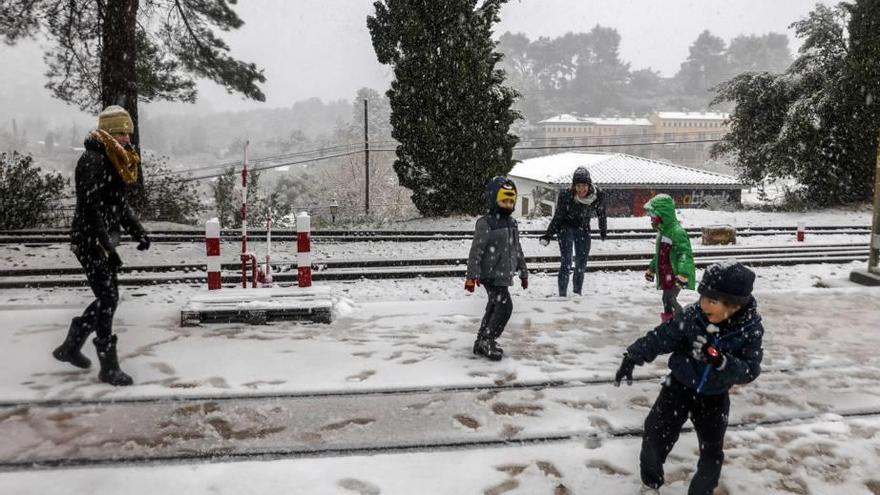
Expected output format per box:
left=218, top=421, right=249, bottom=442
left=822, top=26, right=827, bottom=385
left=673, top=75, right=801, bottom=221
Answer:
left=97, top=105, right=134, bottom=135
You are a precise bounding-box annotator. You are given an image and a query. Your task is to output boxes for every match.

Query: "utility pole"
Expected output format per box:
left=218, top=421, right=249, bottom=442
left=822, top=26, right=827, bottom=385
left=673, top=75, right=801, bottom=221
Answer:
left=364, top=99, right=370, bottom=216
left=851, top=129, right=880, bottom=285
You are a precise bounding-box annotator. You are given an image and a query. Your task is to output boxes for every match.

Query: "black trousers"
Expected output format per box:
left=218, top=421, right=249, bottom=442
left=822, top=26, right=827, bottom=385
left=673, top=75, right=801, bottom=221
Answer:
left=662, top=287, right=682, bottom=315
left=640, top=377, right=729, bottom=495
left=73, top=243, right=119, bottom=339
left=478, top=284, right=512, bottom=339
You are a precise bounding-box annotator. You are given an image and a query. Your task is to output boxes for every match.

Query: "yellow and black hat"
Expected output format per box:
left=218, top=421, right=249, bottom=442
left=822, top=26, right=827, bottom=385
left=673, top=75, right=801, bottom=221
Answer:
left=496, top=183, right=517, bottom=203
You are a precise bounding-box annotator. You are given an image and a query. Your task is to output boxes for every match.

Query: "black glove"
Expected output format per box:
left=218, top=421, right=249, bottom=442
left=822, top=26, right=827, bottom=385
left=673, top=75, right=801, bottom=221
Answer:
left=539, top=235, right=551, bottom=247
left=692, top=335, right=726, bottom=368
left=675, top=275, right=688, bottom=289
left=614, top=353, right=637, bottom=386
left=137, top=235, right=151, bottom=251
left=107, top=250, right=123, bottom=271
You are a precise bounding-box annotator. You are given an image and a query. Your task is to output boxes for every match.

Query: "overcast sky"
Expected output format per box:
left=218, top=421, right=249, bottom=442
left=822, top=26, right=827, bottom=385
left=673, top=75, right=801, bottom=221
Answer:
left=0, top=0, right=829, bottom=121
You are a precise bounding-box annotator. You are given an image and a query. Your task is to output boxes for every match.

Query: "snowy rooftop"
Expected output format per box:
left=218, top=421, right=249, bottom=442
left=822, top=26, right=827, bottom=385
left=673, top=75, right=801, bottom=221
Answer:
left=509, top=152, right=743, bottom=188
left=654, top=111, right=729, bottom=120
left=538, top=114, right=653, bottom=126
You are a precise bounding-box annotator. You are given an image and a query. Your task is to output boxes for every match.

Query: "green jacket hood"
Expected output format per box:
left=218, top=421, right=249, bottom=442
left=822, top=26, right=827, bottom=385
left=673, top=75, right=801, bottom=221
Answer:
left=644, top=194, right=679, bottom=227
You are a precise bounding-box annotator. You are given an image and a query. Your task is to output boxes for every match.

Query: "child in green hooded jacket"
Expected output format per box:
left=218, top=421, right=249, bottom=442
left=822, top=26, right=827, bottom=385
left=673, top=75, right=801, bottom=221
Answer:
left=643, top=194, right=696, bottom=322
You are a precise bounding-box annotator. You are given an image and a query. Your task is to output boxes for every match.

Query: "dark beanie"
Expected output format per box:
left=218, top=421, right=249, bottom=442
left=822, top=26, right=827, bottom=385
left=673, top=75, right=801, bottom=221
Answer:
left=572, top=166, right=591, bottom=185
left=698, top=261, right=755, bottom=306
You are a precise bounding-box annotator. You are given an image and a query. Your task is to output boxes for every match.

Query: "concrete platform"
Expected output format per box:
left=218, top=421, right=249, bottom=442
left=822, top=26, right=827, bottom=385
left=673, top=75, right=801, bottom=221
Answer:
left=180, top=287, right=335, bottom=326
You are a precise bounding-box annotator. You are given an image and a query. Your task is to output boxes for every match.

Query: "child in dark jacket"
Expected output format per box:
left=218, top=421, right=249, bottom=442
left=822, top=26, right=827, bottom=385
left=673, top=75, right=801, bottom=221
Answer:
left=614, top=261, right=763, bottom=495
left=465, top=176, right=528, bottom=361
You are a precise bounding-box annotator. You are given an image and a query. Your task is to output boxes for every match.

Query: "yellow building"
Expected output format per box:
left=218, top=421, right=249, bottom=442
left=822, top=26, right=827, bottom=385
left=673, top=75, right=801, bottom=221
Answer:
left=647, top=111, right=730, bottom=166
left=533, top=111, right=730, bottom=166
left=532, top=114, right=653, bottom=155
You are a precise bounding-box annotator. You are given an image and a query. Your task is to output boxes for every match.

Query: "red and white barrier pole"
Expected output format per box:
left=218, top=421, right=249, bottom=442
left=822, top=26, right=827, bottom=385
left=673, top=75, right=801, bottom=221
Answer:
left=205, top=218, right=222, bottom=290
left=797, top=222, right=805, bottom=242
left=296, top=212, right=312, bottom=287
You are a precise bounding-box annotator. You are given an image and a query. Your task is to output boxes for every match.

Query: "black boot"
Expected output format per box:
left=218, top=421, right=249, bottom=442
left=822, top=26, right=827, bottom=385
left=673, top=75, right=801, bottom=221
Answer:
left=473, top=335, right=503, bottom=361
left=93, top=335, right=133, bottom=386
left=52, top=317, right=92, bottom=369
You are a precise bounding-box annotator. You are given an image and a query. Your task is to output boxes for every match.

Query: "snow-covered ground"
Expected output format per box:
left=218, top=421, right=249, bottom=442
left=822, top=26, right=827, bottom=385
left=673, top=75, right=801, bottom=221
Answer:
left=1, top=207, right=878, bottom=494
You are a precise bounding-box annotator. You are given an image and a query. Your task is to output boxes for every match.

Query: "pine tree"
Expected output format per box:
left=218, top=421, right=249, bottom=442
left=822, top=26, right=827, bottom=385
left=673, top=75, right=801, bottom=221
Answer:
left=0, top=152, right=66, bottom=229
left=712, top=2, right=880, bottom=205
left=1, top=0, right=266, bottom=214
left=368, top=0, right=520, bottom=216
left=139, top=156, right=203, bottom=225
left=211, top=167, right=238, bottom=229
left=210, top=166, right=261, bottom=229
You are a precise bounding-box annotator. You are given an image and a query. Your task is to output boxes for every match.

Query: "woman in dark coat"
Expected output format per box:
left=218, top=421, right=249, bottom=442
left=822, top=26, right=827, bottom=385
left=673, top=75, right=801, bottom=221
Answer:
left=539, top=166, right=607, bottom=296
left=52, top=105, right=151, bottom=386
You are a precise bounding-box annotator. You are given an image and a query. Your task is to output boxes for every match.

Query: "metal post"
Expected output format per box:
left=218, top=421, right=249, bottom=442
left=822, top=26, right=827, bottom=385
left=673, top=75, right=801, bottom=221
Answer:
left=869, top=130, right=880, bottom=274
left=264, top=207, right=272, bottom=286
left=241, top=140, right=250, bottom=288
left=851, top=130, right=880, bottom=285
left=364, top=99, right=370, bottom=216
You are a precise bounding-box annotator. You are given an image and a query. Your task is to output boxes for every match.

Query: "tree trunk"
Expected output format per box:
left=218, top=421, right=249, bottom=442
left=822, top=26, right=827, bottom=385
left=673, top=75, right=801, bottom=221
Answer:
left=100, top=0, right=145, bottom=206
left=101, top=0, right=139, bottom=143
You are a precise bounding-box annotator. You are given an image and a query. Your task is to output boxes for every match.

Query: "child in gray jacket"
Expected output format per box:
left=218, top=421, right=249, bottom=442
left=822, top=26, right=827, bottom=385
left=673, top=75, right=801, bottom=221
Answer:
left=465, top=176, right=528, bottom=361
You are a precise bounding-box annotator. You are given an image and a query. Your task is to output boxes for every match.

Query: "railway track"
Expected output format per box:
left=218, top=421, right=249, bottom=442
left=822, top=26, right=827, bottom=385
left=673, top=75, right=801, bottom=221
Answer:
left=0, top=243, right=869, bottom=289
left=0, top=360, right=847, bottom=410
left=0, top=225, right=870, bottom=244
left=1, top=361, right=876, bottom=470
left=6, top=408, right=877, bottom=471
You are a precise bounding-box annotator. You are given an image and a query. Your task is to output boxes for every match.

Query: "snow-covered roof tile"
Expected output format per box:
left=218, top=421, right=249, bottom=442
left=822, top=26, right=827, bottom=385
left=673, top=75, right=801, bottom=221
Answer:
left=509, top=152, right=742, bottom=188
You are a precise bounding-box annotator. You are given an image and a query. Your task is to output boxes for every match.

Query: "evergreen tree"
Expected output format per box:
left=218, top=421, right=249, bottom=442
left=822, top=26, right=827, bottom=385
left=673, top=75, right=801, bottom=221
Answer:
left=676, top=30, right=728, bottom=100
left=845, top=0, right=880, bottom=189
left=0, top=152, right=66, bottom=229
left=1, top=0, right=266, bottom=215
left=139, top=155, right=203, bottom=225
left=368, top=0, right=520, bottom=216
left=569, top=25, right=631, bottom=115
left=713, top=2, right=879, bottom=205
left=210, top=166, right=262, bottom=228
left=211, top=167, right=238, bottom=229
left=726, top=33, right=793, bottom=75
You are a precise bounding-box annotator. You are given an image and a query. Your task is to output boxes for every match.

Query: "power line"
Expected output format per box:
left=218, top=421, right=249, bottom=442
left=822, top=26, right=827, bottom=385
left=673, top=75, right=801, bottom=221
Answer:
left=162, top=137, right=724, bottom=182
left=151, top=140, right=398, bottom=178
left=178, top=149, right=369, bottom=182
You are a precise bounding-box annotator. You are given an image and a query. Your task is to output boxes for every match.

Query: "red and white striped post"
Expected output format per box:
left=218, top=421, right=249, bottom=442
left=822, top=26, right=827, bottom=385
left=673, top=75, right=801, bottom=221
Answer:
left=205, top=218, right=222, bottom=290
left=296, top=212, right=312, bottom=287
left=239, top=140, right=258, bottom=288
left=797, top=222, right=806, bottom=242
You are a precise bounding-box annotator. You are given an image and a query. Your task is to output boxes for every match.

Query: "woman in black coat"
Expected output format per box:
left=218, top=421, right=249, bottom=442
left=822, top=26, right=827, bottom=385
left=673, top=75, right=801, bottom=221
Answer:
left=52, top=105, right=151, bottom=386
left=539, top=166, right=607, bottom=296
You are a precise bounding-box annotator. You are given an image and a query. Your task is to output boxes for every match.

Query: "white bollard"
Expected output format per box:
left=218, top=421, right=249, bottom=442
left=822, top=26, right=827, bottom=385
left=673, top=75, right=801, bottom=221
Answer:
left=296, top=212, right=312, bottom=287
left=206, top=218, right=222, bottom=290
